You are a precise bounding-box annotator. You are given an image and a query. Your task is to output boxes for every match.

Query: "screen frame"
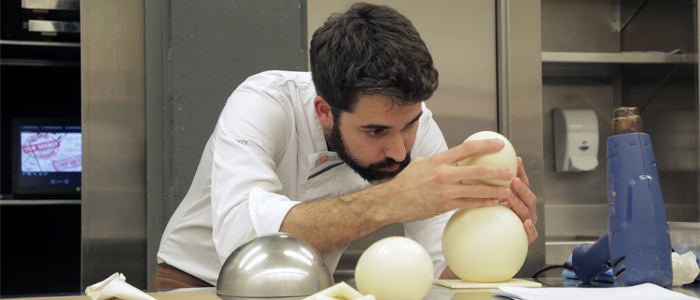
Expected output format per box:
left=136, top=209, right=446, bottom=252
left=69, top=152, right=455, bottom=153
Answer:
left=11, top=118, right=82, bottom=199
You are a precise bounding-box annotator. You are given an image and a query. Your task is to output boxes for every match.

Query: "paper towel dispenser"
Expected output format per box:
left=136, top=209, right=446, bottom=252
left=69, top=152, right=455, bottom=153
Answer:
left=553, top=108, right=599, bottom=172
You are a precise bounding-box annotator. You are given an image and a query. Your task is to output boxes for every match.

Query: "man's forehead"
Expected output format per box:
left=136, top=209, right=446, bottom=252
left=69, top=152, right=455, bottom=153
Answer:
left=349, top=95, right=422, bottom=116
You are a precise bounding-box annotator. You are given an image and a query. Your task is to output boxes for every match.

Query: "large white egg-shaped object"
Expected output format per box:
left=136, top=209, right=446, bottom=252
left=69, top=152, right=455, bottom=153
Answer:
left=458, top=131, right=518, bottom=186
left=355, top=236, right=433, bottom=300
left=443, top=205, right=528, bottom=282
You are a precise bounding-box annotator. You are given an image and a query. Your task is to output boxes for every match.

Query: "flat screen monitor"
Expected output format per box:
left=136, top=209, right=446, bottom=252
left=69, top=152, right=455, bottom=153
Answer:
left=11, top=118, right=81, bottom=199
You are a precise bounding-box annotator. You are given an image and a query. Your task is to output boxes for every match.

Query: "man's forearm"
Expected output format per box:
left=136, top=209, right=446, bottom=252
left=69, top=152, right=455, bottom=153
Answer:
left=279, top=183, right=398, bottom=253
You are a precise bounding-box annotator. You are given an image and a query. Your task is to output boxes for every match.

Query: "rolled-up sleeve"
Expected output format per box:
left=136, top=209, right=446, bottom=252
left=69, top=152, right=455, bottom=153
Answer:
left=210, top=84, right=301, bottom=263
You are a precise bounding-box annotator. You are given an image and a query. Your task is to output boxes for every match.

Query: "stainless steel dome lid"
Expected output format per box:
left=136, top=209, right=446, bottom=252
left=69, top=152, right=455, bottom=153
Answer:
left=216, top=232, right=334, bottom=298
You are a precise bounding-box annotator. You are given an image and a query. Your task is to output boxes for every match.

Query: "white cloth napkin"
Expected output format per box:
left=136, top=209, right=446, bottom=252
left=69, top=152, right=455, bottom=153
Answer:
left=85, top=272, right=156, bottom=300
left=492, top=283, right=697, bottom=300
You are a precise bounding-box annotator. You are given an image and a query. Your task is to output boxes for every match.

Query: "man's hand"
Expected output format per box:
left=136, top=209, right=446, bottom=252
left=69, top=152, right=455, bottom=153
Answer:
left=281, top=139, right=519, bottom=254
left=501, top=157, right=538, bottom=244
left=379, top=139, right=515, bottom=224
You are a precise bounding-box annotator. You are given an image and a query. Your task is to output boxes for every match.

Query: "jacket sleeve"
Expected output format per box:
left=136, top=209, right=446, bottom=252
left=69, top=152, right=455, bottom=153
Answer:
left=405, top=103, right=455, bottom=279
left=209, top=83, right=301, bottom=263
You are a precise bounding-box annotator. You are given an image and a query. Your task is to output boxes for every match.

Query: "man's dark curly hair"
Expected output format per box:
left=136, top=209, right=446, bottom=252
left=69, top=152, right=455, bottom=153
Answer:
left=309, top=2, right=439, bottom=115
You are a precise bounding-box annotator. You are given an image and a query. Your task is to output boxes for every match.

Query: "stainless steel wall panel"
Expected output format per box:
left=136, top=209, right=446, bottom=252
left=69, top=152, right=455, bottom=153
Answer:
left=147, top=0, right=310, bottom=284
left=145, top=0, right=165, bottom=284
left=165, top=0, right=309, bottom=218
left=498, top=0, right=546, bottom=279
left=81, top=0, right=147, bottom=289
left=540, top=0, right=618, bottom=267
left=697, top=0, right=700, bottom=224
left=541, top=0, right=621, bottom=53
left=621, top=0, right=696, bottom=53
left=621, top=65, right=699, bottom=222
left=541, top=77, right=616, bottom=207
left=621, top=0, right=699, bottom=221
left=545, top=204, right=608, bottom=238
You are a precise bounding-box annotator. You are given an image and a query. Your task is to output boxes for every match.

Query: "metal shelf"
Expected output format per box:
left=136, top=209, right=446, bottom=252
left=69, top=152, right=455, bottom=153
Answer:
left=542, top=52, right=697, bottom=77
left=0, top=199, right=81, bottom=206
left=0, top=40, right=80, bottom=66
left=0, top=40, right=80, bottom=47
left=1, top=58, right=79, bottom=67
left=542, top=51, right=697, bottom=64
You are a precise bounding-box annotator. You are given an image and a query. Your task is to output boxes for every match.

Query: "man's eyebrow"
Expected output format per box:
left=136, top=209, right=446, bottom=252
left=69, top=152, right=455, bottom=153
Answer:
left=406, top=110, right=423, bottom=126
left=359, top=110, right=423, bottom=130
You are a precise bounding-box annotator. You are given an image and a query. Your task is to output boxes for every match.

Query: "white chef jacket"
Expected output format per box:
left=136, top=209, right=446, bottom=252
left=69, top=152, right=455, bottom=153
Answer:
left=156, top=71, right=454, bottom=285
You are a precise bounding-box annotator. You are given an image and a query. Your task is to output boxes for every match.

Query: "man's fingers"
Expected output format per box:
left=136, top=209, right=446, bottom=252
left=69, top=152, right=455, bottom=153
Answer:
left=512, top=177, right=537, bottom=223
left=455, top=184, right=512, bottom=199
left=517, top=157, right=530, bottom=188
left=435, top=139, right=505, bottom=165
left=453, top=197, right=501, bottom=209
left=524, top=218, right=538, bottom=245
left=505, top=192, right=530, bottom=222
left=500, top=200, right=512, bottom=209
left=448, top=165, right=513, bottom=183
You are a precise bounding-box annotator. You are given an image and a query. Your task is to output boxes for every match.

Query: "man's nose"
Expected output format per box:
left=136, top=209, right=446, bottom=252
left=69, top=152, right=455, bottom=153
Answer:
left=384, top=133, right=407, bottom=163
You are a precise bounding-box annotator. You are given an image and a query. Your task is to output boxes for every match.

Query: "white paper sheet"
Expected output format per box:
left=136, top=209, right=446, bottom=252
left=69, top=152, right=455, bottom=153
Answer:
left=492, top=283, right=697, bottom=300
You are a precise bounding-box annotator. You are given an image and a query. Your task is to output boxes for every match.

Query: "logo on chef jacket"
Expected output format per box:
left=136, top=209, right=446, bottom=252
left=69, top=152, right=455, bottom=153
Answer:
left=315, top=155, right=341, bottom=168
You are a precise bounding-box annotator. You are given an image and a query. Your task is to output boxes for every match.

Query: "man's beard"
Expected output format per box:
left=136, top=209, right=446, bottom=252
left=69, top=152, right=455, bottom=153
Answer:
left=326, top=120, right=411, bottom=183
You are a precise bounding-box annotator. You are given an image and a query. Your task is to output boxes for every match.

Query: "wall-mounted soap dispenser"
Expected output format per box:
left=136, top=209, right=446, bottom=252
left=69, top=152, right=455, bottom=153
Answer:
left=553, top=108, right=599, bottom=172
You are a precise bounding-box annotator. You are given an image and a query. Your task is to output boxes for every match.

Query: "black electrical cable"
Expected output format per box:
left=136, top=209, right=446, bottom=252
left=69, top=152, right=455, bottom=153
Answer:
left=531, top=262, right=574, bottom=279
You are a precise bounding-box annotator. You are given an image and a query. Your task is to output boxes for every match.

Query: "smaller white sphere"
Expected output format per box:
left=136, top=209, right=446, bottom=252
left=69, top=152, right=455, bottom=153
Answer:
left=458, top=131, right=518, bottom=186
left=355, top=237, right=434, bottom=300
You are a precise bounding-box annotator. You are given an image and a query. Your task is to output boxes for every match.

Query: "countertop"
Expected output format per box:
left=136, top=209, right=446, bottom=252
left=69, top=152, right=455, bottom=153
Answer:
left=5, top=278, right=699, bottom=299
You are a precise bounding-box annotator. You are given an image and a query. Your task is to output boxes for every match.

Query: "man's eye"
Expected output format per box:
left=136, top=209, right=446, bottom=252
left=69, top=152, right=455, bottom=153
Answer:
left=368, top=129, right=384, bottom=136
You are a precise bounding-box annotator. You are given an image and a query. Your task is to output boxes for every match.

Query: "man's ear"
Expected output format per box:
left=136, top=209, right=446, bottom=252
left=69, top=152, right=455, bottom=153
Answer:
left=314, top=96, right=334, bottom=127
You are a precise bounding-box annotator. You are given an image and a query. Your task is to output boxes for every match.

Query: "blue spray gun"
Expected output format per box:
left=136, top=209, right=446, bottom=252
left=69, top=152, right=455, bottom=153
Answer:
left=571, top=107, right=673, bottom=288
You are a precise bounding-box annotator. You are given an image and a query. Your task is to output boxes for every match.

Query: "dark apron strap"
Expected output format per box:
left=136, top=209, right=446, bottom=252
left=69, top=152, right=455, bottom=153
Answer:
left=149, top=263, right=214, bottom=290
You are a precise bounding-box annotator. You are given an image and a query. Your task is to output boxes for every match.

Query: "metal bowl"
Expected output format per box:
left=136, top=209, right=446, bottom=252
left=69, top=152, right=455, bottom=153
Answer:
left=217, top=232, right=334, bottom=300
